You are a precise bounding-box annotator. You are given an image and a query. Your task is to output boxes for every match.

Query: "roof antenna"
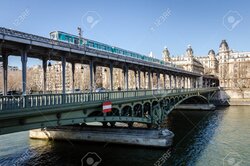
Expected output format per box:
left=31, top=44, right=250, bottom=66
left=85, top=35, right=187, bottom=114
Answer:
left=77, top=27, right=83, bottom=45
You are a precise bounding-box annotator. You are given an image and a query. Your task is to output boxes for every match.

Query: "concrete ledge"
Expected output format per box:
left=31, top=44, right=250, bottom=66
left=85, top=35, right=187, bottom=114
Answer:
left=174, top=104, right=216, bottom=111
left=29, top=126, right=174, bottom=148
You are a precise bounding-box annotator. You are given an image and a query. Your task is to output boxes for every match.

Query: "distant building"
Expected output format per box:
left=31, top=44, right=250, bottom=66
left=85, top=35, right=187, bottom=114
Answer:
left=163, top=45, right=204, bottom=74
left=217, top=40, right=250, bottom=88
left=163, top=40, right=250, bottom=89
left=197, top=49, right=218, bottom=75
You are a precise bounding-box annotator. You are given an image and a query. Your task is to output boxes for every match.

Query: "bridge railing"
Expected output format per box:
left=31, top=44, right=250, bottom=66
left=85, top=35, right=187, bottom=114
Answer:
left=0, top=88, right=218, bottom=111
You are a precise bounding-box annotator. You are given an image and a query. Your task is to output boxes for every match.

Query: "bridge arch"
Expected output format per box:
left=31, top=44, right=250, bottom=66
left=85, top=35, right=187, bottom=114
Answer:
left=107, top=108, right=120, bottom=116
left=121, top=105, right=132, bottom=116
left=169, top=94, right=209, bottom=113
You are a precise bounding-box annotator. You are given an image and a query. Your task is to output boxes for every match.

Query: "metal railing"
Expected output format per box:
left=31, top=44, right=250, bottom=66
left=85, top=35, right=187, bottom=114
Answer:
left=0, top=88, right=218, bottom=111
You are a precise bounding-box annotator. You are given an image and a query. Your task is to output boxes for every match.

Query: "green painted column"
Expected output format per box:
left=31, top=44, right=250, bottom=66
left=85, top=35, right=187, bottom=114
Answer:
left=123, top=64, right=128, bottom=90
left=89, top=59, right=94, bottom=92
left=61, top=56, right=66, bottom=94
left=163, top=73, right=166, bottom=89
left=42, top=58, right=47, bottom=93
left=72, top=62, right=75, bottom=92
left=169, top=74, right=172, bottom=89
left=2, top=53, right=8, bottom=96
left=109, top=62, right=113, bottom=91
left=21, top=50, right=28, bottom=95
left=137, top=69, right=141, bottom=89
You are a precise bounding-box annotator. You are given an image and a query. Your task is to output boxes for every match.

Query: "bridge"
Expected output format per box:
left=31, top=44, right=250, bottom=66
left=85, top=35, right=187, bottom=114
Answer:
left=0, top=27, right=219, bottom=136
left=0, top=87, right=218, bottom=135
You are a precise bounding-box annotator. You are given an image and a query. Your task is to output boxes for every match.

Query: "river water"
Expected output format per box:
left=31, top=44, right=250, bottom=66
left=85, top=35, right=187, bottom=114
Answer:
left=0, top=106, right=249, bottom=166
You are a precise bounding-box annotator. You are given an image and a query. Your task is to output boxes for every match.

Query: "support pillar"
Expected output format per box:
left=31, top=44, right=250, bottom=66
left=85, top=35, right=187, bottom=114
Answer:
left=183, top=77, right=185, bottom=88
left=199, top=76, right=203, bottom=88
left=123, top=65, right=128, bottom=90
left=21, top=50, right=28, bottom=95
left=148, top=70, right=151, bottom=89
left=110, top=62, right=113, bottom=91
left=137, top=69, right=141, bottom=89
left=42, top=58, right=47, bottom=93
left=169, top=74, right=172, bottom=89
left=93, top=65, right=97, bottom=91
left=163, top=73, right=166, bottom=89
left=134, top=70, right=137, bottom=89
left=156, top=72, right=159, bottom=89
left=2, top=53, right=8, bottom=95
left=196, top=77, right=199, bottom=88
left=174, top=75, right=177, bottom=88
left=72, top=62, right=75, bottom=92
left=61, top=56, right=66, bottom=94
left=89, top=60, right=94, bottom=91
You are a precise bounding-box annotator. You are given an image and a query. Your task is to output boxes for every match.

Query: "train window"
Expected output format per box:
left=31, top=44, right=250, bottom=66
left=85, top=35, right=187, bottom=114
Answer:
left=88, top=41, right=94, bottom=47
left=74, top=38, right=79, bottom=44
left=58, top=34, right=62, bottom=40
left=101, top=45, right=106, bottom=50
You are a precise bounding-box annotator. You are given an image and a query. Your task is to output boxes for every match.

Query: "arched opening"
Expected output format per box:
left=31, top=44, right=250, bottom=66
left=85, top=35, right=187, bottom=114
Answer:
left=180, top=96, right=208, bottom=104
left=143, top=102, right=151, bottom=118
left=87, top=111, right=103, bottom=117
left=121, top=106, right=132, bottom=116
left=107, top=108, right=120, bottom=116
left=133, top=104, right=143, bottom=117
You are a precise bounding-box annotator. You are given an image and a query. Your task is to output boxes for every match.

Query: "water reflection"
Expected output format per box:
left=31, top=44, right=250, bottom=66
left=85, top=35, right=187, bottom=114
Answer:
left=165, top=109, right=224, bottom=165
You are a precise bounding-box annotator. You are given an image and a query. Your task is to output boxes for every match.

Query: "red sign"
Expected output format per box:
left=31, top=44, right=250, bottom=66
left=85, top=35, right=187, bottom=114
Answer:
left=103, top=101, right=112, bottom=113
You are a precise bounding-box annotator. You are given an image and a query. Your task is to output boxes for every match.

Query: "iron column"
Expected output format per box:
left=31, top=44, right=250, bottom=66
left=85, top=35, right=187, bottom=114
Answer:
left=163, top=73, right=166, bottom=89
left=156, top=72, right=159, bottom=89
left=2, top=53, right=8, bottom=95
left=174, top=75, right=177, bottom=88
left=169, top=74, right=172, bottom=89
left=21, top=50, right=27, bottom=95
left=123, top=64, right=128, bottom=90
left=42, top=58, right=47, bottom=93
left=61, top=55, right=66, bottom=94
left=148, top=69, right=151, bottom=89
left=72, top=62, right=75, bottom=93
left=138, top=69, right=141, bottom=89
left=110, top=62, right=113, bottom=91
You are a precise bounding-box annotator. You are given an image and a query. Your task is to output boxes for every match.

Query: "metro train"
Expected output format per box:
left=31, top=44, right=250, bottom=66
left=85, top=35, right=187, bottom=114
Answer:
left=50, top=31, right=175, bottom=67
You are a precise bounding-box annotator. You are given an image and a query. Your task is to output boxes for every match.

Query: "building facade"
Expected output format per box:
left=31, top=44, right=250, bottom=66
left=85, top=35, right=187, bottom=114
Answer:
left=163, top=40, right=250, bottom=89
left=163, top=46, right=205, bottom=75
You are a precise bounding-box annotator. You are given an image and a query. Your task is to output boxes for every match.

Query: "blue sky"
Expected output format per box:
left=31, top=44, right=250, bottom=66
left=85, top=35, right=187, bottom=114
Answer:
left=1, top=0, right=250, bottom=68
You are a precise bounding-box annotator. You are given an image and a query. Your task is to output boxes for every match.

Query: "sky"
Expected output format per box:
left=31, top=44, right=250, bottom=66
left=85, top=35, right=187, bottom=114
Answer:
left=1, top=0, right=250, bottom=68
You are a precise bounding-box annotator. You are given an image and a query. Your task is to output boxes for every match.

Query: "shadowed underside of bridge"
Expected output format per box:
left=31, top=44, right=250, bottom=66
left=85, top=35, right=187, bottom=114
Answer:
left=0, top=88, right=218, bottom=135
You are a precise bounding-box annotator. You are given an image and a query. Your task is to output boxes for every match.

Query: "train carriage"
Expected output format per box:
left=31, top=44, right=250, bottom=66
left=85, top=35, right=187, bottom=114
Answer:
left=50, top=31, right=177, bottom=68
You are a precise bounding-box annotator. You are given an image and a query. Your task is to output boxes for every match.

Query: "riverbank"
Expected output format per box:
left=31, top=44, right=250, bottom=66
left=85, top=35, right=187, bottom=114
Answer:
left=214, top=88, right=250, bottom=106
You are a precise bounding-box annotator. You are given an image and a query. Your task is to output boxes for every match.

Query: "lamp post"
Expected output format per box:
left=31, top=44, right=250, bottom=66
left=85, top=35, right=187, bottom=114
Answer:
left=77, top=27, right=82, bottom=46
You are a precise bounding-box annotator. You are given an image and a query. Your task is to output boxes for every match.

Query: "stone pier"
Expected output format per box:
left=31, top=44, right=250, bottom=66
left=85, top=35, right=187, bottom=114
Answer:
left=29, top=126, right=174, bottom=148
